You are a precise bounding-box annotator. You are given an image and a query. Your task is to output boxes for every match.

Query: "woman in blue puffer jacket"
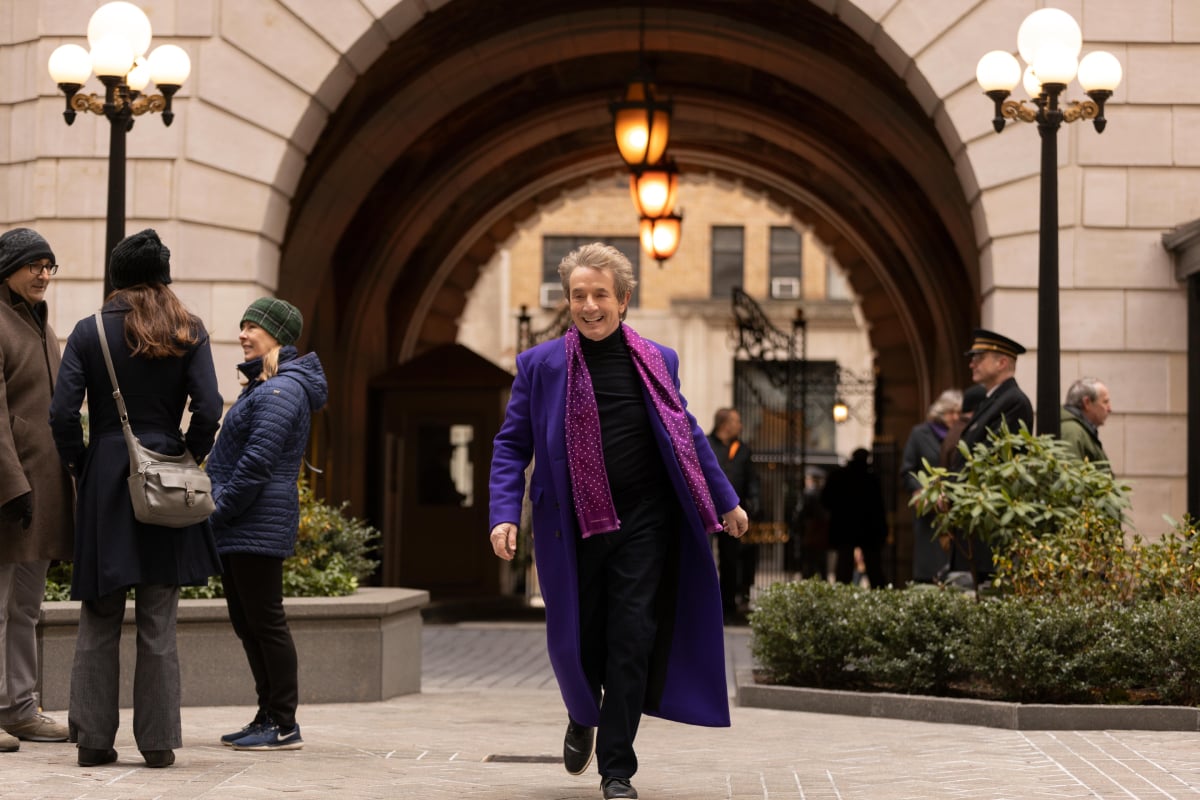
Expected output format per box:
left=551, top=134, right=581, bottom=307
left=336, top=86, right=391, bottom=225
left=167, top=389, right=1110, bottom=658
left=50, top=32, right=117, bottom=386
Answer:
left=205, top=297, right=327, bottom=752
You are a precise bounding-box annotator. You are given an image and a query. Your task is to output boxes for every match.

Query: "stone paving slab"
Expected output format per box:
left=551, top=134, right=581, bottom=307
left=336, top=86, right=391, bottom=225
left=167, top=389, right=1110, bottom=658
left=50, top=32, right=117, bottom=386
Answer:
left=3, top=622, right=1198, bottom=799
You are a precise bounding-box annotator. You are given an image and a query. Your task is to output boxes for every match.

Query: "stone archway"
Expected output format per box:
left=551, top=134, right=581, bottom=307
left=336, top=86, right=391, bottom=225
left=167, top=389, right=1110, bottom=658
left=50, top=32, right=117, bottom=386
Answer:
left=275, top=0, right=982, bottom=513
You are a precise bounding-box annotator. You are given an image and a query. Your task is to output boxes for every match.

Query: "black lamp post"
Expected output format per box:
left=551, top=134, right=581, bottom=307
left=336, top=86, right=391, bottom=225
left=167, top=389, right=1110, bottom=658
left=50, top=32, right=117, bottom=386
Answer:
left=976, top=9, right=1121, bottom=437
left=47, top=2, right=190, bottom=298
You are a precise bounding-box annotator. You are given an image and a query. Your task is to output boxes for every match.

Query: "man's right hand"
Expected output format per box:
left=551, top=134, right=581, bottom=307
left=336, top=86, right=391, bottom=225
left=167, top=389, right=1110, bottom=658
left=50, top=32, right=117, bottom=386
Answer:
left=1, top=492, right=32, bottom=529
left=490, top=523, right=517, bottom=561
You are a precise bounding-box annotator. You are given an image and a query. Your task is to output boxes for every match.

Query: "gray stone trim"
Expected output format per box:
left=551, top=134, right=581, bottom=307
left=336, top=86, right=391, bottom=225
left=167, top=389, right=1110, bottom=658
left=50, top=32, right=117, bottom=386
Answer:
left=735, top=670, right=1200, bottom=731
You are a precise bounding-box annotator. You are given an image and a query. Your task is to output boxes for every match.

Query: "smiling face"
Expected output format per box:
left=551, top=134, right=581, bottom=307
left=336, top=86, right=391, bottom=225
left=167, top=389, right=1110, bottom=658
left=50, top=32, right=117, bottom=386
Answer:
left=568, top=265, right=629, bottom=341
left=5, top=258, right=53, bottom=305
left=239, top=320, right=280, bottom=361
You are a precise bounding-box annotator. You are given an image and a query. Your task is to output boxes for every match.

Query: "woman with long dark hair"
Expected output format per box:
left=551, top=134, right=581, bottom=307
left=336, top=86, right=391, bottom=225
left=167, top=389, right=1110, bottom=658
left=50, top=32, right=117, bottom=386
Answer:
left=49, top=229, right=223, bottom=769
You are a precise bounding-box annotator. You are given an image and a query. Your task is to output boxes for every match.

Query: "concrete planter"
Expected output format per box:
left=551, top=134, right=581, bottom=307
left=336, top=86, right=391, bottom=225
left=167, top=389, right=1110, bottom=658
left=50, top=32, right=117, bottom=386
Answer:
left=37, top=586, right=429, bottom=709
left=736, top=670, right=1200, bottom=731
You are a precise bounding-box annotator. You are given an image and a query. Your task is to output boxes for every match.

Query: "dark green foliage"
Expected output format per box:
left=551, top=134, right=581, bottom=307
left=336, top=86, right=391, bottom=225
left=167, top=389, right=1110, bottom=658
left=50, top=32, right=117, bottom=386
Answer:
left=750, top=579, right=872, bottom=688
left=967, top=598, right=1100, bottom=703
left=857, top=587, right=975, bottom=695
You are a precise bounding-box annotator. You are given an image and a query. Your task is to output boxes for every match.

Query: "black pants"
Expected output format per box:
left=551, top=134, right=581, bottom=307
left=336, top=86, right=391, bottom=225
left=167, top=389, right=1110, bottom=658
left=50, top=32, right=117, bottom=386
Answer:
left=576, top=495, right=673, bottom=780
left=222, top=553, right=298, bottom=730
left=717, top=534, right=757, bottom=614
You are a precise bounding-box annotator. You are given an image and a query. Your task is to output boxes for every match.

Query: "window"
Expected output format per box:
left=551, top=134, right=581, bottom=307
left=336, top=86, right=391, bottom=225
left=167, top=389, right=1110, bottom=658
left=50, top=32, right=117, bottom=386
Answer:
left=710, top=225, right=744, bottom=300
left=768, top=227, right=802, bottom=299
left=542, top=236, right=640, bottom=308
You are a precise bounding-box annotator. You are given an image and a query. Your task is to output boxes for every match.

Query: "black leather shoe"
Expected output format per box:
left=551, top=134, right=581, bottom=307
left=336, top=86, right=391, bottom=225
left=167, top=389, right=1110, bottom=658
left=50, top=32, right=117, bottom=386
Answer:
left=601, top=776, right=638, bottom=799
left=77, top=747, right=118, bottom=767
left=141, top=749, right=175, bottom=768
left=563, top=719, right=595, bottom=775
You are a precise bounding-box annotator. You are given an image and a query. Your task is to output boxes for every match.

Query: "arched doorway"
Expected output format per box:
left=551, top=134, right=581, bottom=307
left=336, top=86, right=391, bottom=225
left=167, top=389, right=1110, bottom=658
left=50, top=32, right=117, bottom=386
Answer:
left=278, top=1, right=979, bottom=537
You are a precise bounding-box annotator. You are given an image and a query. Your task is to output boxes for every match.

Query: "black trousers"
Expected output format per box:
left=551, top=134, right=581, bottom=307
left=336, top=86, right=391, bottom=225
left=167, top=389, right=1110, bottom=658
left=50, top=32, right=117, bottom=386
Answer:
left=717, top=533, right=757, bottom=614
left=222, top=553, right=298, bottom=730
left=575, top=495, right=673, bottom=780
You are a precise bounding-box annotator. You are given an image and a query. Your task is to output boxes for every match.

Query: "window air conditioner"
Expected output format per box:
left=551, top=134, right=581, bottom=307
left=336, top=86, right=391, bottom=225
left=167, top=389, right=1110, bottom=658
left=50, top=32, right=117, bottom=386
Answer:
left=539, top=282, right=565, bottom=308
left=771, top=277, right=801, bottom=300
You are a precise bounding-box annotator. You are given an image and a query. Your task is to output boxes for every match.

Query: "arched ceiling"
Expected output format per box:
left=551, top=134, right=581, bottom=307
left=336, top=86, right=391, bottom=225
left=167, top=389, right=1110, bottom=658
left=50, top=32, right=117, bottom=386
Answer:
left=277, top=0, right=979, bottom=503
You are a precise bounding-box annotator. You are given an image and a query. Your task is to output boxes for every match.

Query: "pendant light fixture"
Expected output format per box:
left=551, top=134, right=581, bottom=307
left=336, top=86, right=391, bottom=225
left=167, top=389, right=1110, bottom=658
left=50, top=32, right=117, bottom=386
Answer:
left=610, top=6, right=672, bottom=170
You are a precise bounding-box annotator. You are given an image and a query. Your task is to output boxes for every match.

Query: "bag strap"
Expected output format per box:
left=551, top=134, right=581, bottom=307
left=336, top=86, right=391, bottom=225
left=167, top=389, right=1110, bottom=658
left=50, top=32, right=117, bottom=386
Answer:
left=94, top=311, right=140, bottom=475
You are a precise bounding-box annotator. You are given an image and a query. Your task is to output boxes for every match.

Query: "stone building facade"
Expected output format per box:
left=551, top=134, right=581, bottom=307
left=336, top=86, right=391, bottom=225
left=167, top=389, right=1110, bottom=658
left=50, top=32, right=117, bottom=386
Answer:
left=3, top=0, right=1196, bottom=547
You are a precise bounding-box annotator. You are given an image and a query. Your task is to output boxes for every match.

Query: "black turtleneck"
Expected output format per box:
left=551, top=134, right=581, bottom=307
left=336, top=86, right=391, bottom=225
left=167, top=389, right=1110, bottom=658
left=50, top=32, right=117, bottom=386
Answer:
left=578, top=326, right=670, bottom=512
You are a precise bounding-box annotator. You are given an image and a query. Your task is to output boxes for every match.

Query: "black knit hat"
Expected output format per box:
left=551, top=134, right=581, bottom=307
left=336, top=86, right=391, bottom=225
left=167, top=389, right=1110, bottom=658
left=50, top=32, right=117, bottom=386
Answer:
left=0, top=228, right=55, bottom=283
left=241, top=297, right=303, bottom=347
left=109, top=228, right=172, bottom=289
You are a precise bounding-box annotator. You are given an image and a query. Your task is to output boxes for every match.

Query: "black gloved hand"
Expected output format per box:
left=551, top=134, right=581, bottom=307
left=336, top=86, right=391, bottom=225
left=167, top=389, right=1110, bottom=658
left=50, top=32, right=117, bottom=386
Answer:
left=1, top=492, right=32, bottom=530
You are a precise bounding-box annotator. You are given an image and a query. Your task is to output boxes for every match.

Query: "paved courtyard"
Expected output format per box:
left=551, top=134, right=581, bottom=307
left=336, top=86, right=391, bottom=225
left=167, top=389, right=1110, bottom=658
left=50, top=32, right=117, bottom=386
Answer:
left=3, top=623, right=1199, bottom=799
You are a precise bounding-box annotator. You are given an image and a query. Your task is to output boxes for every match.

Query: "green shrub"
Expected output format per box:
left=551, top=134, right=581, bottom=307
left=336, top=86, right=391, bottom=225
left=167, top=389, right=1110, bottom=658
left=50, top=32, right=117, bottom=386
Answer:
left=748, top=583, right=1200, bottom=705
left=1134, top=597, right=1200, bottom=706
left=44, top=481, right=379, bottom=600
left=857, top=586, right=976, bottom=695
left=750, top=578, right=873, bottom=688
left=968, top=598, right=1101, bottom=703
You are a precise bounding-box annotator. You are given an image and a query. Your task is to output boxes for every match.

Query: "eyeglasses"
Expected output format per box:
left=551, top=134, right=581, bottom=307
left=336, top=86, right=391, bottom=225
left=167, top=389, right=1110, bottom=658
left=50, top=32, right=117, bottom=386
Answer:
left=25, top=262, right=59, bottom=276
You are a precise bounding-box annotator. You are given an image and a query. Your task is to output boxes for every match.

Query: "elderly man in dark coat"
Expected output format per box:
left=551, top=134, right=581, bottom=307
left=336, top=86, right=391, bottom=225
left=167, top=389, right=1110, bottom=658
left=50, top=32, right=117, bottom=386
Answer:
left=489, top=243, right=747, bottom=800
left=0, top=228, right=75, bottom=751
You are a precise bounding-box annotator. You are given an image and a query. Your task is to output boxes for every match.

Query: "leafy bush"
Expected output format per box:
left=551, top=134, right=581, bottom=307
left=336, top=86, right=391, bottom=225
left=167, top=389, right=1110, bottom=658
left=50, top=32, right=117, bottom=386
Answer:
left=912, top=423, right=1128, bottom=589
left=751, top=425, right=1200, bottom=705
left=857, top=586, right=976, bottom=695
left=44, top=481, right=379, bottom=600
left=751, top=579, right=873, bottom=688
left=967, top=598, right=1101, bottom=703
left=750, top=583, right=1199, bottom=705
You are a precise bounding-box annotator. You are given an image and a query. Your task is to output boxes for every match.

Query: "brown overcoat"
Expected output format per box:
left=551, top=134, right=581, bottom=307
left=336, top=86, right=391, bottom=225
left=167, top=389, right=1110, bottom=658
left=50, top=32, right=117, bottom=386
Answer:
left=0, top=283, right=73, bottom=563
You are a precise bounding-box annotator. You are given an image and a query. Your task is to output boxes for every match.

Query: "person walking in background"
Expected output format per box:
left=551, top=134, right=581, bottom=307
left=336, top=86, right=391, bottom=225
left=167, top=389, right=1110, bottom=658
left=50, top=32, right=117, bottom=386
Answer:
left=488, top=243, right=747, bottom=800
left=0, top=228, right=75, bottom=752
left=1060, top=377, right=1111, bottom=468
left=821, top=448, right=888, bottom=588
left=956, top=329, right=1033, bottom=583
left=49, top=229, right=223, bottom=768
left=206, top=298, right=327, bottom=752
left=900, top=389, right=961, bottom=583
left=707, top=407, right=761, bottom=623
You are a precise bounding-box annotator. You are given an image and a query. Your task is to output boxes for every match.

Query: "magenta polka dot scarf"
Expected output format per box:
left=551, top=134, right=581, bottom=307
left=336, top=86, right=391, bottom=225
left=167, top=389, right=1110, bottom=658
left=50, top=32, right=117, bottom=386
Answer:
left=564, top=324, right=722, bottom=538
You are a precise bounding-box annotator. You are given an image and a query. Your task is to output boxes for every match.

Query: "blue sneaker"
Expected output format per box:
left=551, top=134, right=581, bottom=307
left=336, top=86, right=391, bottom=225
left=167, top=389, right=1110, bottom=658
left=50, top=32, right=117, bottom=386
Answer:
left=231, top=722, right=303, bottom=751
left=220, top=712, right=269, bottom=747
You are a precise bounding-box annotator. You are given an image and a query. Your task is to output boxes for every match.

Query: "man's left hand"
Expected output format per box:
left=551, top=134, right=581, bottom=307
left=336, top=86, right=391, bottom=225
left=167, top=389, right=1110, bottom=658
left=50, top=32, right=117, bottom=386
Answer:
left=722, top=505, right=749, bottom=538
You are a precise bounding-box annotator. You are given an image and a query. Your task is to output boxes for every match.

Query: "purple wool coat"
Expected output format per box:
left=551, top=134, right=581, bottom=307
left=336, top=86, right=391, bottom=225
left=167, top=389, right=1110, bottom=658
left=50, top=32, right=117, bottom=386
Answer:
left=489, top=331, right=739, bottom=728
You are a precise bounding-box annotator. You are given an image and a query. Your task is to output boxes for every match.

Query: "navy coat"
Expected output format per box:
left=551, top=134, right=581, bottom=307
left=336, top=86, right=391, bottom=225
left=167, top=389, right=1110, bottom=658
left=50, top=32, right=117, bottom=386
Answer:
left=49, top=302, right=224, bottom=601
left=489, top=331, right=738, bottom=728
left=206, top=348, right=328, bottom=558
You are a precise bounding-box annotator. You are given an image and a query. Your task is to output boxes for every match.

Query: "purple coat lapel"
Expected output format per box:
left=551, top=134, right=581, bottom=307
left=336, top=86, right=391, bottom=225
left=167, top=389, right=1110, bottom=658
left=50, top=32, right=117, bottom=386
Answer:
left=489, top=335, right=736, bottom=728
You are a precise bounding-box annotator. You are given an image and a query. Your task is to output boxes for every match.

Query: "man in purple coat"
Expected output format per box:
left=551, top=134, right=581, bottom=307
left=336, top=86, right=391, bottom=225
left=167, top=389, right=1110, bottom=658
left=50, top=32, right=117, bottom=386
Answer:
left=489, top=243, right=748, bottom=800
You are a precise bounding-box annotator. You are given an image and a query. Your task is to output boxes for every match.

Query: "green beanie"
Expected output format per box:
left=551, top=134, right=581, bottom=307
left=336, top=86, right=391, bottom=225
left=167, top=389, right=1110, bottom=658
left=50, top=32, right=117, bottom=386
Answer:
left=241, top=297, right=303, bottom=347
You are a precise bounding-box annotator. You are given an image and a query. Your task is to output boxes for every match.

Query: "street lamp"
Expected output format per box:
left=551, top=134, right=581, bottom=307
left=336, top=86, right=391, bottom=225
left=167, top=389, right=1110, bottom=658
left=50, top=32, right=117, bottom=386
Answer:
left=47, top=1, right=191, bottom=297
left=976, top=8, right=1121, bottom=438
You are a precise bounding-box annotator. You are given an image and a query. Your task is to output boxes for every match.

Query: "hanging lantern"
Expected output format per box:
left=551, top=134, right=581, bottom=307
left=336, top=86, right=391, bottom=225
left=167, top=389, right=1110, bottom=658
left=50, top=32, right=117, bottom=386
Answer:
left=629, top=161, right=678, bottom=219
left=639, top=213, right=682, bottom=265
left=611, top=76, right=671, bottom=169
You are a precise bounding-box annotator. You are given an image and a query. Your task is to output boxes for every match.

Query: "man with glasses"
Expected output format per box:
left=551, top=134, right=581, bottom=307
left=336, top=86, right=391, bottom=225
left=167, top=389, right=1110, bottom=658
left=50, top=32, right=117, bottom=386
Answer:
left=0, top=228, right=74, bottom=752
left=956, top=328, right=1033, bottom=583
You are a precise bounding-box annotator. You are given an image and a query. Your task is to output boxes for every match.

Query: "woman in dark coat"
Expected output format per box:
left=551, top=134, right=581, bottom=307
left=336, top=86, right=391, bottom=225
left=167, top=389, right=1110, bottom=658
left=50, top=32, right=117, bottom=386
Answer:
left=900, top=389, right=961, bottom=582
left=205, top=297, right=327, bottom=752
left=49, top=229, right=223, bottom=769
